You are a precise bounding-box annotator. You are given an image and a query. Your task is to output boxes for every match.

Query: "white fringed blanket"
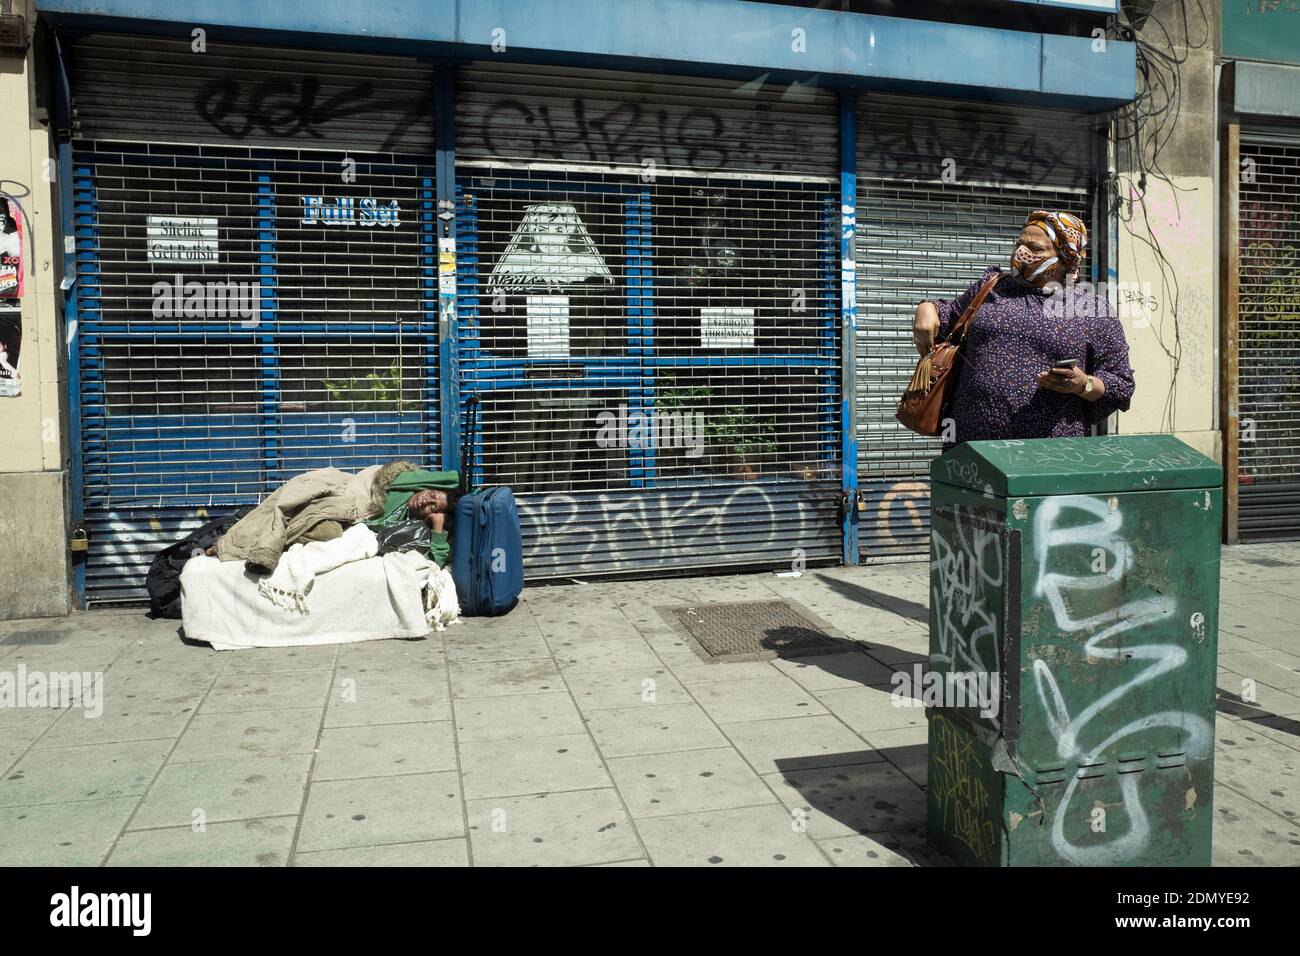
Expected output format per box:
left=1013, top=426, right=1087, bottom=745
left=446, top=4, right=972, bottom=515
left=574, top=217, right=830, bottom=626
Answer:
left=181, top=547, right=458, bottom=650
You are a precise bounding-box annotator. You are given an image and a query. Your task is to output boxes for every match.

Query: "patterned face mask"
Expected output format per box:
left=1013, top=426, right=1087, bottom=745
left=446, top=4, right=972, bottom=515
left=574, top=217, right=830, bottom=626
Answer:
left=1011, top=210, right=1088, bottom=288
left=1010, top=242, right=1061, bottom=287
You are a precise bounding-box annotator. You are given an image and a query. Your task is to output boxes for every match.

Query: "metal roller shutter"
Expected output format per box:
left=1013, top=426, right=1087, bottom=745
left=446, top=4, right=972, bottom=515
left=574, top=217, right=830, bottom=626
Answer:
left=456, top=63, right=842, bottom=578
left=68, top=36, right=437, bottom=603
left=1237, top=134, right=1300, bottom=541
left=854, top=94, right=1097, bottom=562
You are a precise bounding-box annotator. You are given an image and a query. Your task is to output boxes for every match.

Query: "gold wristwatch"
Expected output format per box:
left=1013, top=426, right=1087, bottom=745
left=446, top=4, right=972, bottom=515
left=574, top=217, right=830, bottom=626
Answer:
left=1083, top=375, right=1094, bottom=396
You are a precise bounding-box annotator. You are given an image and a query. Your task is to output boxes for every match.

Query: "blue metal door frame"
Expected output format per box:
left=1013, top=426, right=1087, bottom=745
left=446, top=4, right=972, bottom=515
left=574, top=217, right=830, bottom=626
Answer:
left=453, top=170, right=842, bottom=496
left=66, top=143, right=438, bottom=603
left=452, top=173, right=648, bottom=491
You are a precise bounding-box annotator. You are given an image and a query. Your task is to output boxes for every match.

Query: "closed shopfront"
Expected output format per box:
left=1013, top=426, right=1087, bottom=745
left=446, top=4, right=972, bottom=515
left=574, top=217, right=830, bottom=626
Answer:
left=66, top=34, right=437, bottom=602
left=1235, top=133, right=1300, bottom=540
left=853, top=94, right=1099, bottom=562
left=454, top=63, right=842, bottom=577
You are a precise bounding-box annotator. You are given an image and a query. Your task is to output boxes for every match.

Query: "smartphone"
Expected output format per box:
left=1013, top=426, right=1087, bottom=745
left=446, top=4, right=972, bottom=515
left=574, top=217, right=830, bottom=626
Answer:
left=1052, top=358, right=1079, bottom=370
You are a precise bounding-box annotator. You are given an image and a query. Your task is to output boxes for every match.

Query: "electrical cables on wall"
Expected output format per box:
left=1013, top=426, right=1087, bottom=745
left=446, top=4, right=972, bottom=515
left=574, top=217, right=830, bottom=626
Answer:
left=1111, top=0, right=1210, bottom=433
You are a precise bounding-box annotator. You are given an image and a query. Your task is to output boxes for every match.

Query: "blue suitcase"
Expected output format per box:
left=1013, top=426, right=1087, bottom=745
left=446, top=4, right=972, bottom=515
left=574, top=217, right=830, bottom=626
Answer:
left=450, top=486, right=523, bottom=616
left=451, top=398, right=523, bottom=616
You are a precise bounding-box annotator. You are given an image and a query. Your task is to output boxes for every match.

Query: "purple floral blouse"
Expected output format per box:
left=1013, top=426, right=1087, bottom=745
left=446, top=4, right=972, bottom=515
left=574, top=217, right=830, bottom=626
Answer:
left=929, top=266, right=1135, bottom=448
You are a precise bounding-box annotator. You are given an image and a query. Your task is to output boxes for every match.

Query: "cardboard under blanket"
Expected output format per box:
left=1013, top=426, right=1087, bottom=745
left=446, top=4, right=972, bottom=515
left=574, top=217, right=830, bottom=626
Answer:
left=180, top=550, right=434, bottom=650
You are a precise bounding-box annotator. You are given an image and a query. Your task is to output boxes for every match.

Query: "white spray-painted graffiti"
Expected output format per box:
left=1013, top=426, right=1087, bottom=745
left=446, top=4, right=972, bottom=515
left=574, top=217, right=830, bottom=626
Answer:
left=1031, top=495, right=1212, bottom=865
left=518, top=483, right=828, bottom=571
left=930, top=505, right=1003, bottom=699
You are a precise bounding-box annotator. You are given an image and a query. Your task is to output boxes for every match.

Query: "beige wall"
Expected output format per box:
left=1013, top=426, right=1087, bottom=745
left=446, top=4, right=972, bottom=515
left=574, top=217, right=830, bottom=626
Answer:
left=1117, top=174, right=1220, bottom=461
left=1115, top=0, right=1219, bottom=464
left=0, top=0, right=71, bottom=617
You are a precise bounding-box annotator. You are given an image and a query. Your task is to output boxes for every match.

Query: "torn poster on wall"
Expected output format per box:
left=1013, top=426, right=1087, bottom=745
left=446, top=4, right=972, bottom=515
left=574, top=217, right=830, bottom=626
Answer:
left=0, top=197, right=23, bottom=397
left=0, top=197, right=21, bottom=299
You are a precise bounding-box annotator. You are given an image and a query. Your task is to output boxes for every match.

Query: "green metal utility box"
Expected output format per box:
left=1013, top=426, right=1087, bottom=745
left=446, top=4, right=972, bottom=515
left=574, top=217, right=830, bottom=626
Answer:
left=925, top=435, right=1222, bottom=866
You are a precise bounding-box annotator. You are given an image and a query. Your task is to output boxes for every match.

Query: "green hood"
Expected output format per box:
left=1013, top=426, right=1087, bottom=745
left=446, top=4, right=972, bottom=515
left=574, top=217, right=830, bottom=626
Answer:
left=372, top=468, right=460, bottom=525
left=365, top=468, right=459, bottom=568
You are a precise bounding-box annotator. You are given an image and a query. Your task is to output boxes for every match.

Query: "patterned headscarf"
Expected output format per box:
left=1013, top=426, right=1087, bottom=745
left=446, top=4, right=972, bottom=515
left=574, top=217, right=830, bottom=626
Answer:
left=1024, top=210, right=1088, bottom=275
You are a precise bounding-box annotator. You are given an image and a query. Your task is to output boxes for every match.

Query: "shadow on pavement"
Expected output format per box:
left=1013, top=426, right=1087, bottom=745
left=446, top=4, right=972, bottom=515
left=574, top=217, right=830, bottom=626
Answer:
left=772, top=742, right=949, bottom=866
left=815, top=572, right=929, bottom=624
left=1216, top=688, right=1300, bottom=739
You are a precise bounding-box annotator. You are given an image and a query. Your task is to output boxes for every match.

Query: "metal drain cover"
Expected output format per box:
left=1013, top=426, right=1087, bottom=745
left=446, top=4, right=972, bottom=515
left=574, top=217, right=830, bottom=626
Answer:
left=0, top=629, right=67, bottom=646
left=664, top=600, right=841, bottom=661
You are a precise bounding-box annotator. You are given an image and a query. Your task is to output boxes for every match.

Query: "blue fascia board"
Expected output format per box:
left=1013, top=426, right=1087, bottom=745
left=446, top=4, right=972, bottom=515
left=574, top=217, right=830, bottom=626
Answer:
left=1009, top=0, right=1119, bottom=12
left=35, top=0, right=1135, bottom=108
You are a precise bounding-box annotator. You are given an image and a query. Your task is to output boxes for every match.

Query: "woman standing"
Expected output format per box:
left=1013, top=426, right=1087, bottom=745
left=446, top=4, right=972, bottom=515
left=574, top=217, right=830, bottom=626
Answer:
left=912, top=210, right=1135, bottom=448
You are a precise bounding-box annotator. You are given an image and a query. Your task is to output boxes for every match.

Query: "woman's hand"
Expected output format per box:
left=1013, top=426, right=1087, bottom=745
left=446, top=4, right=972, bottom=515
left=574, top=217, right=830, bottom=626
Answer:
left=428, top=512, right=446, bottom=534
left=913, top=302, right=940, bottom=356
left=1037, top=365, right=1090, bottom=396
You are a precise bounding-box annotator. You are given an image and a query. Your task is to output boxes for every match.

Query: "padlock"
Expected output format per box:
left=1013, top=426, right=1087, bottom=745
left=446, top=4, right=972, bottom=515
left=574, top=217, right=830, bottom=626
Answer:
left=69, top=527, right=88, bottom=553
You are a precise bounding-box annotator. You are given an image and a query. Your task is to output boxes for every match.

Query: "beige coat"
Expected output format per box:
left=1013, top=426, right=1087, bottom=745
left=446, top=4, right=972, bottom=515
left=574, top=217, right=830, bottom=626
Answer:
left=216, top=461, right=415, bottom=572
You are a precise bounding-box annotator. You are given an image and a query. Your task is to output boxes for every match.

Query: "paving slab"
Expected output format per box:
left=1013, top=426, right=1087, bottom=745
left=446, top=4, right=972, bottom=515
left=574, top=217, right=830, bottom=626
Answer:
left=0, top=739, right=171, bottom=808
left=201, top=670, right=334, bottom=715
left=108, top=816, right=296, bottom=867
left=634, top=803, right=828, bottom=867
left=131, top=752, right=313, bottom=828
left=605, top=746, right=776, bottom=819
left=584, top=702, right=729, bottom=758
left=454, top=691, right=586, bottom=742
left=0, top=797, right=141, bottom=866
left=458, top=732, right=611, bottom=799
left=297, top=772, right=464, bottom=852
left=816, top=684, right=928, bottom=736
left=170, top=708, right=322, bottom=762
left=564, top=667, right=694, bottom=712
left=722, top=715, right=879, bottom=775
left=324, top=682, right=452, bottom=727
left=449, top=659, right=564, bottom=699
left=313, top=721, right=457, bottom=780
left=551, top=637, right=663, bottom=675
left=466, top=788, right=642, bottom=866
left=688, top=675, right=828, bottom=723
left=1212, top=785, right=1300, bottom=867
left=293, top=838, right=469, bottom=867
left=443, top=629, right=553, bottom=664
left=771, top=652, right=899, bottom=693
left=767, top=761, right=927, bottom=840
left=219, top=645, right=339, bottom=674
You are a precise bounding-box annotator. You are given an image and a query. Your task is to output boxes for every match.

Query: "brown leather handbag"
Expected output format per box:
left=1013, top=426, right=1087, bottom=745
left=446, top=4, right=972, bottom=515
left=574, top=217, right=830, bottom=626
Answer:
left=896, top=273, right=1000, bottom=437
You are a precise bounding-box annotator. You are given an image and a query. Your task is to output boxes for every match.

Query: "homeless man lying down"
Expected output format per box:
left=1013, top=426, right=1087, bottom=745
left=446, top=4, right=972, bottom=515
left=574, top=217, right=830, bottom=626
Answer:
left=210, top=461, right=462, bottom=572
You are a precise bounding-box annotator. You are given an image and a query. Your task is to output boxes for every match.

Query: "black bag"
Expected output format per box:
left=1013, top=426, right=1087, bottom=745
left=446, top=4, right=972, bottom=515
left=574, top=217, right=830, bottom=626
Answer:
left=375, top=519, right=434, bottom=557
left=145, top=507, right=253, bottom=619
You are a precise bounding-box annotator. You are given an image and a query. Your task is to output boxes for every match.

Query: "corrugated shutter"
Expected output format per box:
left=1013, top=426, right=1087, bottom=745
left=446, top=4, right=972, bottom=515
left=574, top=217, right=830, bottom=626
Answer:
left=69, top=36, right=438, bottom=603
left=457, top=62, right=837, bottom=179
left=855, top=94, right=1097, bottom=562
left=1237, top=133, right=1300, bottom=541
left=67, top=34, right=434, bottom=153
left=456, top=63, right=842, bottom=577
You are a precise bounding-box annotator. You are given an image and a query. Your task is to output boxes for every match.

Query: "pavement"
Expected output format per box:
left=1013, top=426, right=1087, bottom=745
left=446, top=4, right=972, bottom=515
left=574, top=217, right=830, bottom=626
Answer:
left=1, top=543, right=1298, bottom=867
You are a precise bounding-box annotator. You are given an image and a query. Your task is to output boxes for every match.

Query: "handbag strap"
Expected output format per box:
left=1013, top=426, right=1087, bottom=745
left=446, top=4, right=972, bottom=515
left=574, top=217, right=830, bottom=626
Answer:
left=945, top=272, right=1001, bottom=347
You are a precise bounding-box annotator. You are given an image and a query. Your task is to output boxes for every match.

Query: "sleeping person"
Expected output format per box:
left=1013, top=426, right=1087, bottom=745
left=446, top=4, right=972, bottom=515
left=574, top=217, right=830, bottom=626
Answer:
left=212, top=462, right=460, bottom=570
left=366, top=471, right=462, bottom=567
